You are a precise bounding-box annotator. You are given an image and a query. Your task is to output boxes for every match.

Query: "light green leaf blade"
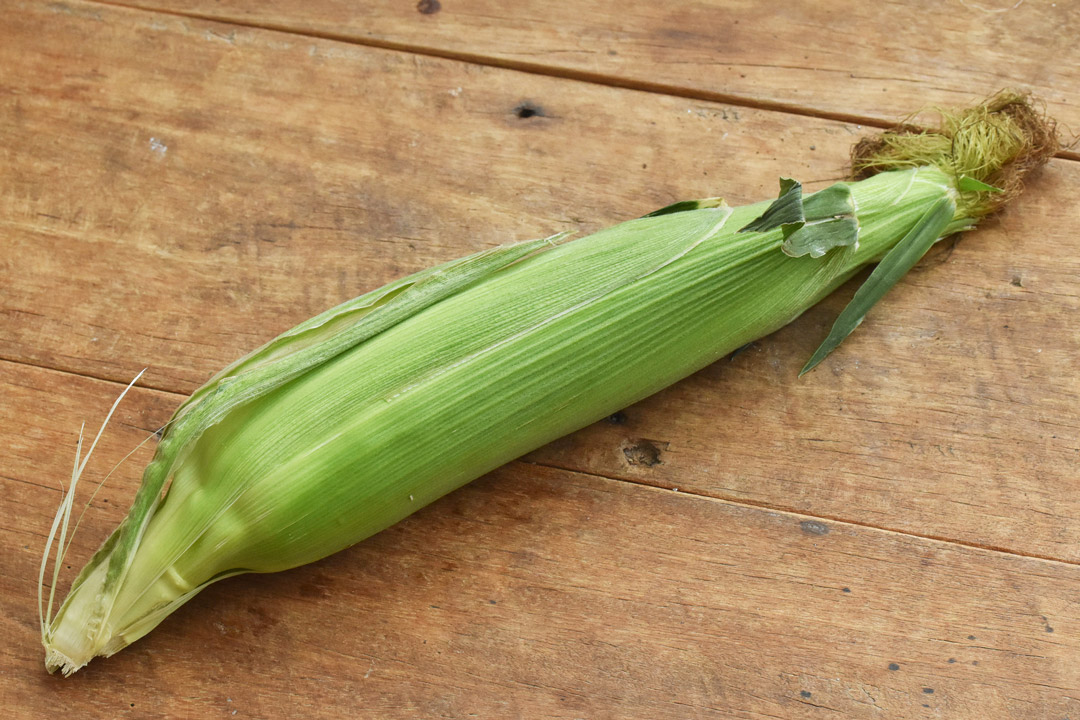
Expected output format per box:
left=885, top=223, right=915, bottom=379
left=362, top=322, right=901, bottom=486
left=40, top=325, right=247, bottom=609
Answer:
left=957, top=175, right=1004, bottom=193
left=800, top=196, right=956, bottom=376
left=802, top=182, right=856, bottom=219
left=782, top=217, right=860, bottom=258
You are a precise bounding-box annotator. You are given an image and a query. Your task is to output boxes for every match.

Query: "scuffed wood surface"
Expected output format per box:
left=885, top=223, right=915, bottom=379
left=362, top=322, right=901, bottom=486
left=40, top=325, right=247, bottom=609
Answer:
left=1, top=1, right=1077, bottom=717
left=3, top=364, right=1079, bottom=719
left=113, top=0, right=1080, bottom=135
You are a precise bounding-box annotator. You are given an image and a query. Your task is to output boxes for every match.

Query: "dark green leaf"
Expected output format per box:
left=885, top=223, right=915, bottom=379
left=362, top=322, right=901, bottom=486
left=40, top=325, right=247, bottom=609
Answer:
left=738, top=178, right=804, bottom=233
left=644, top=197, right=726, bottom=218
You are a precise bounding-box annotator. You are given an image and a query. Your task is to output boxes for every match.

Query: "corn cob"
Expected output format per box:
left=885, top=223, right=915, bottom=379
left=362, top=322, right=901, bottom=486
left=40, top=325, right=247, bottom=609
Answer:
left=40, top=91, right=1057, bottom=675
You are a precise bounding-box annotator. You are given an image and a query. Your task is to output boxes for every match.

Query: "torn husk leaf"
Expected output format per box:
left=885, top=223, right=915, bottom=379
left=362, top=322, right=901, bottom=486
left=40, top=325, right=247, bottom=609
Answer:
left=41, top=90, right=1058, bottom=675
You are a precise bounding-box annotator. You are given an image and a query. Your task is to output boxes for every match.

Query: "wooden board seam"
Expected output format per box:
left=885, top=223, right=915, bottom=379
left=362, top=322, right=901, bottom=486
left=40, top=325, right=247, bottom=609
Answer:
left=85, top=0, right=1080, bottom=162
left=522, top=458, right=1080, bottom=570
left=0, top=353, right=176, bottom=397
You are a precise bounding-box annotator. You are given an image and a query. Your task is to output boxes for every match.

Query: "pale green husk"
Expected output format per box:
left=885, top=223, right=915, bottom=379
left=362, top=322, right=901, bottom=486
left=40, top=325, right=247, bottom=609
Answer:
left=40, top=92, right=1056, bottom=675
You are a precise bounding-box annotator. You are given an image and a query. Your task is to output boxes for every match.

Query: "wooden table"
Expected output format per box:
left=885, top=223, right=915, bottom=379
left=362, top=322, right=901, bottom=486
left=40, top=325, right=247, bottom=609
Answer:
left=3, top=1, right=1078, bottom=717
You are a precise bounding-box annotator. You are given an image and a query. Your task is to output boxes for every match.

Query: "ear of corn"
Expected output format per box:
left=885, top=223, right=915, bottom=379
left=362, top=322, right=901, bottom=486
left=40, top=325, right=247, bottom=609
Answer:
left=41, top=91, right=1057, bottom=675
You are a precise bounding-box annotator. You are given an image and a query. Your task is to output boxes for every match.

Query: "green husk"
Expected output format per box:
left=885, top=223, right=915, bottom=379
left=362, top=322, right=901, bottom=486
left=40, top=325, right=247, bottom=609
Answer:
left=40, top=91, right=1057, bottom=675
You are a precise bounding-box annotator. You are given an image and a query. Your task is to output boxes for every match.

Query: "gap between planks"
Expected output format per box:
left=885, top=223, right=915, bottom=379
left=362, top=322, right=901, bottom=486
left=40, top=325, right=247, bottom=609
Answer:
left=85, top=0, right=1080, bottom=162
left=0, top=353, right=174, bottom=397
left=9, top=356, right=1079, bottom=571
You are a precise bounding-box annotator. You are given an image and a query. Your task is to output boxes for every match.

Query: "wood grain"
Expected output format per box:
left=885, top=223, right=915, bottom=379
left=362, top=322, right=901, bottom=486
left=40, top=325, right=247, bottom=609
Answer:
left=109, top=0, right=1080, bottom=136
left=2, top=1, right=1078, bottom=714
left=3, top=362, right=1078, bottom=718
left=1, top=1, right=1076, bottom=565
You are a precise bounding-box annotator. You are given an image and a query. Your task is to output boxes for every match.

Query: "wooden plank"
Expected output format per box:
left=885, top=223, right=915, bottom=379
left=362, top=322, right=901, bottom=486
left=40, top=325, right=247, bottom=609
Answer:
left=108, top=0, right=1080, bottom=135
left=1, top=1, right=1076, bottom=563
left=3, top=362, right=1079, bottom=718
